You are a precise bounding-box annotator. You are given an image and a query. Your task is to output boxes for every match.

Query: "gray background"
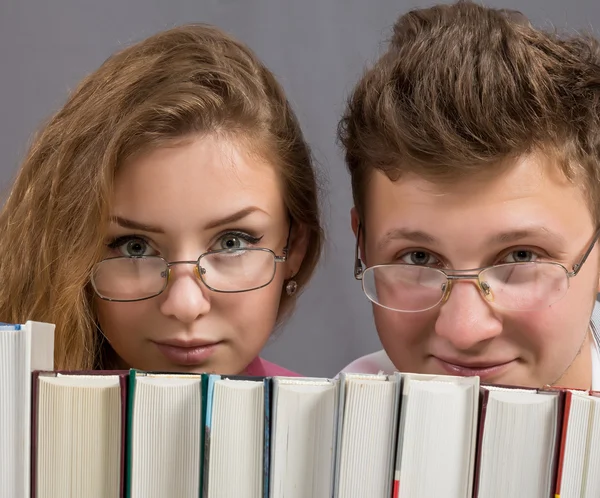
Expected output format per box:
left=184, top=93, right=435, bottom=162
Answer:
left=1, top=0, right=598, bottom=377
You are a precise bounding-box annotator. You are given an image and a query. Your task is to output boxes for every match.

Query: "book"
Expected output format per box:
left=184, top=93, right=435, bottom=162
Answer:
left=554, top=389, right=600, bottom=497
left=125, top=370, right=205, bottom=498
left=203, top=375, right=270, bottom=498
left=472, top=385, right=563, bottom=498
left=31, top=370, right=128, bottom=498
left=269, top=376, right=338, bottom=498
left=393, top=373, right=480, bottom=498
left=333, top=372, right=401, bottom=498
left=0, top=321, right=54, bottom=498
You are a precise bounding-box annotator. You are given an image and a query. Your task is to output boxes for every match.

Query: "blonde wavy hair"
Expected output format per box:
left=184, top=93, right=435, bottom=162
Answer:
left=0, top=24, right=323, bottom=370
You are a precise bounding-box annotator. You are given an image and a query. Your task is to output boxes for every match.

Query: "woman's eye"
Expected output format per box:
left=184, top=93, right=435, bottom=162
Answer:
left=107, top=236, right=155, bottom=257
left=503, top=250, right=538, bottom=263
left=400, top=250, right=439, bottom=266
left=215, top=232, right=262, bottom=251
left=220, top=235, right=246, bottom=250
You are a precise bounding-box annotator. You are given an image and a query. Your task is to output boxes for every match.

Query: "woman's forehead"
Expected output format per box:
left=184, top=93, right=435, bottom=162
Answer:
left=110, top=135, right=287, bottom=233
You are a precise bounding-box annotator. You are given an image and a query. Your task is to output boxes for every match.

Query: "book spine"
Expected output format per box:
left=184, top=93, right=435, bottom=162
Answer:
left=392, top=470, right=400, bottom=498
left=123, top=369, right=137, bottom=498
left=30, top=371, right=43, bottom=498
left=471, top=388, right=490, bottom=498
left=263, top=378, right=271, bottom=498
left=202, top=374, right=220, bottom=498
left=553, top=392, right=572, bottom=496
left=119, top=374, right=128, bottom=498
left=199, top=374, right=208, bottom=498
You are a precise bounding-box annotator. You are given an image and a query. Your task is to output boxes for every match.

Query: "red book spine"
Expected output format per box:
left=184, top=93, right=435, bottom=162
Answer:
left=553, top=391, right=573, bottom=496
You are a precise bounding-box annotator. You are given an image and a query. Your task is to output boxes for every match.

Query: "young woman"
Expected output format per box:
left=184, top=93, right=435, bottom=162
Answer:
left=0, top=24, right=323, bottom=376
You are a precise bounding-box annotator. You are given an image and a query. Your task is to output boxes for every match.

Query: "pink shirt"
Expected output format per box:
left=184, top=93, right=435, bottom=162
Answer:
left=244, top=356, right=300, bottom=377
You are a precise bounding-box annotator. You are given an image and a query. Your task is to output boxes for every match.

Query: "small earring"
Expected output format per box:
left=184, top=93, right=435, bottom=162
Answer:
left=285, top=280, right=298, bottom=296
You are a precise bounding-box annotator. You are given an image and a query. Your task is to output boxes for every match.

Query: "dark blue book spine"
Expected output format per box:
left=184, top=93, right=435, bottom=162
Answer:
left=263, top=378, right=271, bottom=498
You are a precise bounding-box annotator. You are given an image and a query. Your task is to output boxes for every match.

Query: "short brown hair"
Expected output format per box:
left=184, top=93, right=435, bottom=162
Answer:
left=338, top=0, right=600, bottom=222
left=0, top=24, right=323, bottom=369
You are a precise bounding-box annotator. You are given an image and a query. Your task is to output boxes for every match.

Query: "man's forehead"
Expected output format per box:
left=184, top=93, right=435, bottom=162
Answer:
left=360, top=154, right=594, bottom=249
left=364, top=154, right=577, bottom=204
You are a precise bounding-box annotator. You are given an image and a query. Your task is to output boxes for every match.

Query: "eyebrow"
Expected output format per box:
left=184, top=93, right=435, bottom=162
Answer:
left=204, top=207, right=267, bottom=230
left=111, top=207, right=267, bottom=234
left=377, top=226, right=566, bottom=251
left=377, top=228, right=438, bottom=251
left=111, top=216, right=164, bottom=233
left=489, top=227, right=566, bottom=245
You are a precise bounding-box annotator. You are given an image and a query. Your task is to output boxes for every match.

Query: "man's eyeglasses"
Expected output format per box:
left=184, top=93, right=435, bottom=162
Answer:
left=354, top=225, right=600, bottom=313
left=92, top=225, right=291, bottom=302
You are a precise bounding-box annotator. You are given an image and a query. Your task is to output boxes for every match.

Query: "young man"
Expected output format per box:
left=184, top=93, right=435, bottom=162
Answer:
left=338, top=1, right=600, bottom=390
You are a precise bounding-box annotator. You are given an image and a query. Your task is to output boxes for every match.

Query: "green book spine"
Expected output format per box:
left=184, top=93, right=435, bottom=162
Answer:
left=199, top=374, right=208, bottom=498
left=124, top=369, right=138, bottom=498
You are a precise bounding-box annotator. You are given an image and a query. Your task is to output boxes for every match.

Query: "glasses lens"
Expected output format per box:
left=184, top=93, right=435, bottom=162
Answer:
left=92, top=257, right=168, bottom=301
left=200, top=248, right=276, bottom=292
left=363, top=265, right=447, bottom=312
left=480, top=262, right=569, bottom=310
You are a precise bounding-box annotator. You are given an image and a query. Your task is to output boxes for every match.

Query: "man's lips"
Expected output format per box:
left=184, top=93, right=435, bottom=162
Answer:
left=434, top=356, right=516, bottom=378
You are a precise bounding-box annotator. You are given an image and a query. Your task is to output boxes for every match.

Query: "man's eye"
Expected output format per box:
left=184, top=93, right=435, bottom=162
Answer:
left=502, top=250, right=538, bottom=263
left=400, top=251, right=439, bottom=266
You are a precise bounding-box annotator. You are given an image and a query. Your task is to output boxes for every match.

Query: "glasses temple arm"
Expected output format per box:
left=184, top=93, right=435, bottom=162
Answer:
left=354, top=222, right=364, bottom=279
left=280, top=216, right=293, bottom=261
left=571, top=226, right=600, bottom=275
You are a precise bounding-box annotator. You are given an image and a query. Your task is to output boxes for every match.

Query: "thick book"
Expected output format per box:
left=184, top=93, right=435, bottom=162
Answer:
left=269, top=376, right=338, bottom=498
left=31, top=370, right=128, bottom=498
left=0, top=321, right=54, bottom=498
left=333, top=372, right=401, bottom=498
left=393, top=373, right=480, bottom=498
left=203, top=374, right=270, bottom=498
left=472, top=385, right=563, bottom=498
left=125, top=370, right=206, bottom=498
left=554, top=389, right=600, bottom=497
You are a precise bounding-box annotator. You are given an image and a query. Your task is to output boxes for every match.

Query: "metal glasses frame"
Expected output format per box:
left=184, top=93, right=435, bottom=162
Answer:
left=353, top=223, right=600, bottom=312
left=92, top=221, right=292, bottom=302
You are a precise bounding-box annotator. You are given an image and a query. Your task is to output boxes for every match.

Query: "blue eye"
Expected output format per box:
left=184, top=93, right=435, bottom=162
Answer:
left=400, top=251, right=440, bottom=266
left=214, top=231, right=263, bottom=251
left=503, top=250, right=538, bottom=263
left=107, top=235, right=156, bottom=257
left=220, top=236, right=245, bottom=250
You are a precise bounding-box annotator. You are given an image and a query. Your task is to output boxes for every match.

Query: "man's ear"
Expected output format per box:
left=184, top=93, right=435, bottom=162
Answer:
left=350, top=206, right=366, bottom=266
left=351, top=206, right=360, bottom=238
left=286, top=222, right=309, bottom=278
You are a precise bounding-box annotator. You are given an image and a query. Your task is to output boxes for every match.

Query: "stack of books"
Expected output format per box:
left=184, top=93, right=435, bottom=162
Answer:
left=1, top=321, right=599, bottom=498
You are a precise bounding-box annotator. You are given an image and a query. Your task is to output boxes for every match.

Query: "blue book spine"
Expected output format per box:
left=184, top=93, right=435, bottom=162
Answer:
left=0, top=323, right=21, bottom=330
left=263, top=378, right=271, bottom=498
left=202, top=374, right=220, bottom=498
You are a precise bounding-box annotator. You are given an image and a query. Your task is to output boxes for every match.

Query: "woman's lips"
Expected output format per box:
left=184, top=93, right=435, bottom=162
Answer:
left=154, top=340, right=221, bottom=366
left=434, top=356, right=516, bottom=379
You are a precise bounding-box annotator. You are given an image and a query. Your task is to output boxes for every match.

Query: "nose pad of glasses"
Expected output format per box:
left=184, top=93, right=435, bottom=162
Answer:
left=441, top=280, right=452, bottom=302
left=479, top=280, right=494, bottom=301
left=194, top=265, right=208, bottom=280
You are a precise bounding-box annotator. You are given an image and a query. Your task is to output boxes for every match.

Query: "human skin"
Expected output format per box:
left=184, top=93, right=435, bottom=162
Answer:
left=96, top=134, right=307, bottom=375
left=354, top=154, right=598, bottom=389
